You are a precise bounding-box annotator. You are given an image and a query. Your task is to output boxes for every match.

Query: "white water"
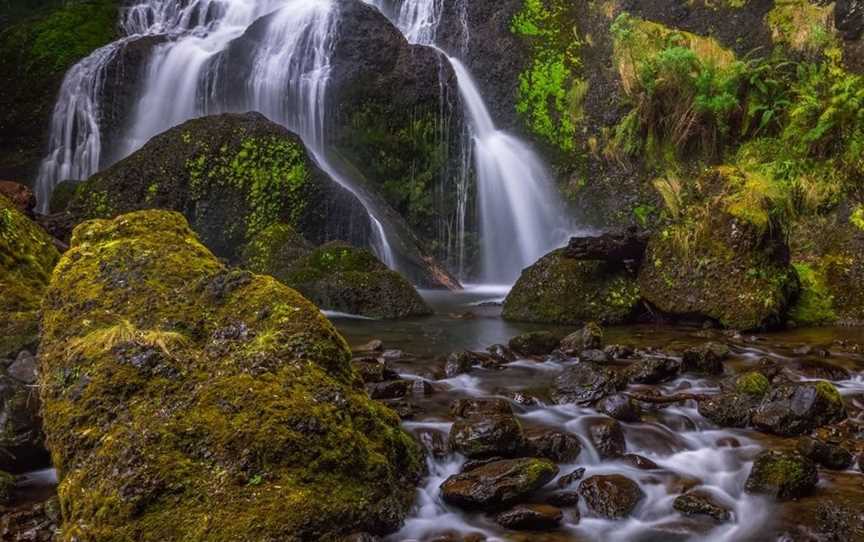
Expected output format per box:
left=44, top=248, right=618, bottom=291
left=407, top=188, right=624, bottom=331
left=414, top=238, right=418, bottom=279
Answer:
left=35, top=0, right=395, bottom=263
left=366, top=0, right=572, bottom=284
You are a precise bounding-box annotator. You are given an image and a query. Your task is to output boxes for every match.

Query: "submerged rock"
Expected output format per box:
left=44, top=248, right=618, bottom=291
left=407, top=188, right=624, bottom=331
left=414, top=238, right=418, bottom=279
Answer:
left=495, top=503, right=562, bottom=531
left=751, top=381, right=847, bottom=436
left=440, top=458, right=558, bottom=509
left=37, top=211, right=424, bottom=540
left=745, top=451, right=818, bottom=500
left=578, top=474, right=645, bottom=518
left=0, top=195, right=60, bottom=359
left=552, top=363, right=626, bottom=405
left=450, top=398, right=513, bottom=419
left=502, top=249, right=641, bottom=325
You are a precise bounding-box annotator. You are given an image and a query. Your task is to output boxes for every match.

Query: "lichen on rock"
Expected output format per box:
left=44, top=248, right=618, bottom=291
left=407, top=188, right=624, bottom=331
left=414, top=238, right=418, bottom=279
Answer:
left=38, top=210, right=423, bottom=541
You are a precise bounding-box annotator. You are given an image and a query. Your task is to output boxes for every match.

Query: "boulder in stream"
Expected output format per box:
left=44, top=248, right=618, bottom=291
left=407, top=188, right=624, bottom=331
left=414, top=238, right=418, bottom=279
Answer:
left=745, top=451, right=818, bottom=500
left=449, top=414, right=525, bottom=459
left=587, top=418, right=627, bottom=458
left=673, top=491, right=731, bottom=522
left=682, top=342, right=730, bottom=374
left=552, top=363, right=626, bottom=405
left=36, top=210, right=424, bottom=539
left=495, top=503, right=563, bottom=531
left=523, top=428, right=582, bottom=463
left=697, top=392, right=758, bottom=428
left=578, top=474, right=645, bottom=518
left=751, top=381, right=846, bottom=436
left=797, top=436, right=854, bottom=470
left=508, top=331, right=562, bottom=357
left=440, top=458, right=558, bottom=509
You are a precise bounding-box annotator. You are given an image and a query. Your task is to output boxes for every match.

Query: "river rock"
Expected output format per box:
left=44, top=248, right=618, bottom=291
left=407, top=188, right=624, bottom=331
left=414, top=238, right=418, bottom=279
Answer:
left=557, top=468, right=586, bottom=488
left=796, top=360, right=851, bottom=381
left=597, top=393, right=642, bottom=422
left=486, top=344, right=516, bottom=363
left=728, top=371, right=771, bottom=397
left=580, top=349, right=612, bottom=363
left=751, top=381, right=847, bottom=436
left=523, top=428, right=582, bottom=462
left=449, top=414, right=525, bottom=459
left=797, top=436, right=854, bottom=470
left=495, top=504, right=563, bottom=531
left=552, top=363, right=625, bottom=405
left=0, top=470, right=13, bottom=505
left=0, top=195, right=60, bottom=359
left=450, top=398, right=513, bottom=419
left=624, top=356, right=681, bottom=384
left=682, top=342, right=730, bottom=374
left=440, top=458, right=558, bottom=509
left=0, top=372, right=49, bottom=473
left=673, top=491, right=731, bottom=521
left=621, top=454, right=659, bottom=470
left=578, top=474, right=645, bottom=518
left=559, top=322, right=604, bottom=354
left=546, top=491, right=581, bottom=508
left=352, top=356, right=393, bottom=383
left=745, top=451, right=818, bottom=500
left=508, top=331, right=561, bottom=357
left=36, top=210, right=424, bottom=539
left=417, top=429, right=450, bottom=458
left=366, top=379, right=412, bottom=400
left=587, top=418, right=627, bottom=458
left=697, top=392, right=756, bottom=428
left=502, top=249, right=641, bottom=325
left=836, top=0, right=864, bottom=39
left=445, top=351, right=475, bottom=377
left=0, top=496, right=61, bottom=541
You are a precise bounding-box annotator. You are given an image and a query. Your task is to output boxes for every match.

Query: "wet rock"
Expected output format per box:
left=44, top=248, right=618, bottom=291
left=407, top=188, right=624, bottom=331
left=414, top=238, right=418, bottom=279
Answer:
left=624, top=357, right=681, bottom=384
left=587, top=418, right=626, bottom=458
left=449, top=415, right=525, bottom=459
left=461, top=457, right=505, bottom=472
left=508, top=331, right=561, bottom=357
left=559, top=323, right=604, bottom=354
left=605, top=344, right=635, bottom=360
left=486, top=344, right=516, bottom=363
left=6, top=350, right=37, bottom=384
left=697, top=393, right=755, bottom=428
left=621, top=454, right=659, bottom=470
left=365, top=379, right=412, bottom=400
left=796, top=360, right=850, bottom=381
left=495, top=504, right=562, bottom=531
left=352, top=357, right=394, bottom=384
left=440, top=458, right=558, bottom=509
left=751, top=381, right=847, bottom=436
left=729, top=371, right=770, bottom=397
left=507, top=391, right=542, bottom=407
left=546, top=491, right=581, bottom=508
left=682, top=342, right=729, bottom=374
left=579, top=349, right=612, bottom=363
left=745, top=451, right=818, bottom=500
left=0, top=373, right=48, bottom=473
left=354, top=339, right=384, bottom=353
left=552, top=363, right=625, bottom=405
left=417, top=429, right=450, bottom=458
left=343, top=533, right=380, bottom=542
left=445, top=352, right=474, bottom=378
left=836, top=0, right=864, bottom=39
left=0, top=470, right=13, bottom=505
left=673, top=491, right=731, bottom=522
left=597, top=394, right=642, bottom=422
left=381, top=349, right=403, bottom=360
left=578, top=474, right=645, bottom=519
left=450, top=398, right=512, bottom=419
left=0, top=497, right=60, bottom=541
left=792, top=345, right=831, bottom=357
left=385, top=399, right=421, bottom=420
left=522, top=428, right=581, bottom=463
left=557, top=468, right=586, bottom=488
left=796, top=436, right=853, bottom=470
left=411, top=379, right=434, bottom=398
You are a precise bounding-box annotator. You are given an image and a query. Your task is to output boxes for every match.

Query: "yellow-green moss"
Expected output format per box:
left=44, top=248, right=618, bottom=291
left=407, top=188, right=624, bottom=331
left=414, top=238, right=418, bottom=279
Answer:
left=734, top=371, right=770, bottom=397
left=39, top=210, right=423, bottom=541
left=766, top=0, right=837, bottom=54
left=788, top=262, right=836, bottom=325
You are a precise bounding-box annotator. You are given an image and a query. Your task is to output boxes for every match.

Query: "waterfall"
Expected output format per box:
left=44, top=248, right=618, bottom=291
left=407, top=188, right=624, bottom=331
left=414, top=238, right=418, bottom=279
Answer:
left=35, top=0, right=395, bottom=264
left=366, top=0, right=571, bottom=284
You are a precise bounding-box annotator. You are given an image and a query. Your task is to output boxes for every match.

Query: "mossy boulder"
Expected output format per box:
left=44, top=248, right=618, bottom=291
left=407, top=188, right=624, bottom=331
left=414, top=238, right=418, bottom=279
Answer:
left=278, top=242, right=431, bottom=319
left=752, top=381, right=847, bottom=436
left=638, top=174, right=798, bottom=330
left=37, top=210, right=424, bottom=541
left=0, top=194, right=60, bottom=357
left=745, top=451, right=818, bottom=500
left=239, top=222, right=312, bottom=277
left=502, top=249, right=641, bottom=325
left=68, top=113, right=372, bottom=263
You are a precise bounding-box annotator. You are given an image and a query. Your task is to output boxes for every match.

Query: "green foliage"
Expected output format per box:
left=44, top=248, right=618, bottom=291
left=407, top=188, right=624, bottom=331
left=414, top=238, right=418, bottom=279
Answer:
left=511, top=0, right=583, bottom=152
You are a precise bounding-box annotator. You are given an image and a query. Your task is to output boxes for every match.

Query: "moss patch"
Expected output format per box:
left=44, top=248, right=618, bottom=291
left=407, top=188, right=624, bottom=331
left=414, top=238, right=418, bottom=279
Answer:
left=38, top=210, right=423, bottom=541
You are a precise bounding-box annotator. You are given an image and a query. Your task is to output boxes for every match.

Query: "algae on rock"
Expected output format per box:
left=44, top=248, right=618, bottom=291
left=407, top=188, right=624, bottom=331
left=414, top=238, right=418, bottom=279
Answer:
left=38, top=210, right=423, bottom=541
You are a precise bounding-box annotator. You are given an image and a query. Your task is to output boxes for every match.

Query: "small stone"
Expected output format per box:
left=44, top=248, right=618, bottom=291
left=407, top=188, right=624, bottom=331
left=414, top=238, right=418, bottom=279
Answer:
left=580, top=349, right=611, bottom=363
left=411, top=379, right=433, bottom=398
left=697, top=392, right=755, bottom=428
left=381, top=349, right=403, bottom=360
left=744, top=450, right=818, bottom=500
left=552, top=363, right=625, bottom=405
left=523, top=428, right=582, bottom=463
left=495, top=504, right=562, bottom=531
left=487, top=344, right=516, bottom=363
left=509, top=331, right=561, bottom=357
left=365, top=379, right=411, bottom=400
left=682, top=342, right=729, bottom=374
left=587, top=418, right=626, bottom=458
left=354, top=339, right=383, bottom=353
left=440, top=458, right=559, bottom=509
left=559, top=322, right=604, bottom=354
left=450, top=398, right=512, bottom=419
left=597, top=393, right=641, bottom=422
left=578, top=474, right=645, bottom=518
left=796, top=437, right=853, bottom=470
left=604, top=344, right=635, bottom=360
left=673, top=491, right=731, bottom=522
left=445, top=352, right=474, bottom=378
left=6, top=351, right=37, bottom=384
left=449, top=415, right=524, bottom=459
left=624, top=357, right=681, bottom=384
left=546, top=490, right=581, bottom=508
left=621, top=454, right=659, bottom=470
left=557, top=467, right=586, bottom=488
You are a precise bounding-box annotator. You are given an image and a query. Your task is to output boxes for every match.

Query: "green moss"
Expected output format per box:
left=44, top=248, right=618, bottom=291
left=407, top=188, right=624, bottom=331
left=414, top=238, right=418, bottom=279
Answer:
left=814, top=380, right=843, bottom=406
left=852, top=206, right=864, bottom=231
left=0, top=470, right=14, bottom=505
left=766, top=0, right=837, bottom=54
left=734, top=371, right=770, bottom=397
left=39, top=210, right=423, bottom=540
left=240, top=223, right=311, bottom=278
left=511, top=0, right=584, bottom=152
left=788, top=262, right=836, bottom=325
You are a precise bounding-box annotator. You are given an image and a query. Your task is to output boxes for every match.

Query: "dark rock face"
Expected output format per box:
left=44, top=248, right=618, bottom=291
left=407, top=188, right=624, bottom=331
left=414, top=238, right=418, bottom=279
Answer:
left=557, top=468, right=586, bottom=489
left=745, top=451, right=818, bottom=500
left=552, top=363, right=625, bottom=405
left=440, top=458, right=558, bottom=509
left=682, top=342, right=730, bottom=374
left=564, top=229, right=649, bottom=264
left=836, top=0, right=864, bottom=40
left=697, top=393, right=756, bottom=428
left=445, top=352, right=475, bottom=378
left=587, top=418, right=627, bottom=458
left=523, top=428, right=582, bottom=463
left=797, top=437, right=854, bottom=470
left=0, top=497, right=61, bottom=541
left=0, top=364, right=49, bottom=475
left=598, top=394, right=642, bottom=422
left=503, top=250, right=641, bottom=325
left=624, top=357, right=681, bottom=384
left=751, top=382, right=847, bottom=436
left=450, top=398, right=513, bottom=419
left=508, top=331, right=561, bottom=357
left=673, top=491, right=731, bottom=522
left=578, top=475, right=645, bottom=518
left=495, top=504, right=563, bottom=531
left=449, top=415, right=525, bottom=459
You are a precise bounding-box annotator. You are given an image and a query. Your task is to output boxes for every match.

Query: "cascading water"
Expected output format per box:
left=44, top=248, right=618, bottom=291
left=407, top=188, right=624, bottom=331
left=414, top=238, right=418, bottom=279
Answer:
left=35, top=0, right=395, bottom=264
left=367, top=0, right=572, bottom=285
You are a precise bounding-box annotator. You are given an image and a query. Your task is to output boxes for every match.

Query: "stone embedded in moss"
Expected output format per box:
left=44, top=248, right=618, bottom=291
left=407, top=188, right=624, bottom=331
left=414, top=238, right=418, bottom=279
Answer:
left=38, top=210, right=424, bottom=541
left=279, top=241, right=431, bottom=319
left=0, top=194, right=60, bottom=357
left=503, top=249, right=641, bottom=325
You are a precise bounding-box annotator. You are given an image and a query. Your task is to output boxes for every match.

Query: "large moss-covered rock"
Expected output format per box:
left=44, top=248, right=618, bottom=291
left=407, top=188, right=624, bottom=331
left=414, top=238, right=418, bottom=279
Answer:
left=278, top=242, right=431, bottom=319
left=502, top=249, right=641, bottom=325
left=0, top=194, right=60, bottom=357
left=69, top=112, right=372, bottom=262
left=38, top=210, right=423, bottom=541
